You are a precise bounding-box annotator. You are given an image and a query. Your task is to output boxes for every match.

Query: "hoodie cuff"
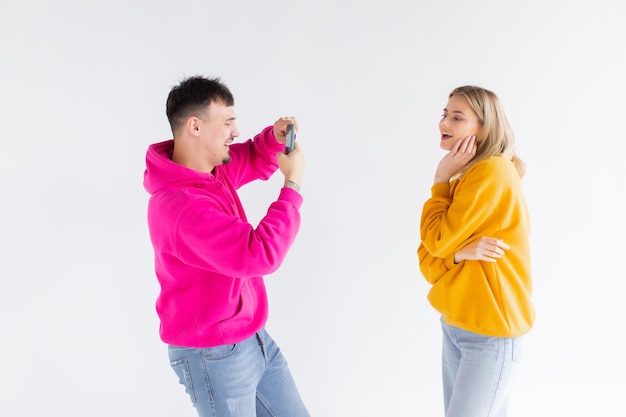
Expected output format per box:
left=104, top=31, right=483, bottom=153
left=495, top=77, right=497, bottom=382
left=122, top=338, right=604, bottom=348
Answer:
left=444, top=253, right=458, bottom=269
left=279, top=187, right=303, bottom=210
left=431, top=183, right=451, bottom=198
left=261, top=125, right=285, bottom=152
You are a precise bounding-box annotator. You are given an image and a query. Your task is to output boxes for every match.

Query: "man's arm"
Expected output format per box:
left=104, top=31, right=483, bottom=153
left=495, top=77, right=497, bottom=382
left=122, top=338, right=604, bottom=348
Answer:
left=223, top=125, right=284, bottom=188
left=174, top=189, right=303, bottom=278
left=224, top=117, right=299, bottom=189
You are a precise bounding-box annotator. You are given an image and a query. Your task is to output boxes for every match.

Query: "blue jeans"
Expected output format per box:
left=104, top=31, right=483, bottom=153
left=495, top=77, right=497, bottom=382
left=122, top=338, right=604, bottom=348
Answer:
left=168, top=328, right=310, bottom=417
left=441, top=317, right=523, bottom=417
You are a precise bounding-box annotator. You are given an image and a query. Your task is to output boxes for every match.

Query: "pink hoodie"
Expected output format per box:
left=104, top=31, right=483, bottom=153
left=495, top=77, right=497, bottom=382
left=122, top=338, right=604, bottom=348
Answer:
left=143, top=126, right=303, bottom=347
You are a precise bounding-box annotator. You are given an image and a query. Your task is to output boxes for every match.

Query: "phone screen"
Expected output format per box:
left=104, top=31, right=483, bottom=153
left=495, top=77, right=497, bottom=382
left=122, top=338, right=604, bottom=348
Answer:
left=284, top=124, right=295, bottom=154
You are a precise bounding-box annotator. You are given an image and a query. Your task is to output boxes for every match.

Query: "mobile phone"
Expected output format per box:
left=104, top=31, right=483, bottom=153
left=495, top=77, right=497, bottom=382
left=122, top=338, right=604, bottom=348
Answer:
left=284, top=123, right=295, bottom=154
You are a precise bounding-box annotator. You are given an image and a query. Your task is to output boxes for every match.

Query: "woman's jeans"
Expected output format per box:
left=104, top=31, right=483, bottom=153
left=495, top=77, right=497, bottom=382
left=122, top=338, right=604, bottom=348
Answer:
left=441, top=317, right=523, bottom=417
left=168, top=328, right=310, bottom=417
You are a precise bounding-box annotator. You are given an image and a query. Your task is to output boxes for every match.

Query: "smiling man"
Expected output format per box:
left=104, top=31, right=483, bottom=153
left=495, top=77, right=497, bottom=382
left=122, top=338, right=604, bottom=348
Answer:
left=143, top=75, right=309, bottom=417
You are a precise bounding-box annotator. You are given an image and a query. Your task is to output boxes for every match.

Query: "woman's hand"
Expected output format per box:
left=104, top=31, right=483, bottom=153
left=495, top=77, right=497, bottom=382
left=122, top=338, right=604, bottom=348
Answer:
left=454, top=237, right=510, bottom=264
left=434, top=136, right=476, bottom=183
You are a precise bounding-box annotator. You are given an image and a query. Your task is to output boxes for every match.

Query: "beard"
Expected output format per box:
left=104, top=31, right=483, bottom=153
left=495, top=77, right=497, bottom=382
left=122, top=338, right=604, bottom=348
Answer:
left=221, top=155, right=232, bottom=165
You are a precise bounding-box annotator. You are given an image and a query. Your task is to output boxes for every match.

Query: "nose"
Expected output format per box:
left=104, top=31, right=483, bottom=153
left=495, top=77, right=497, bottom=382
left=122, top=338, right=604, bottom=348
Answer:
left=232, top=124, right=240, bottom=138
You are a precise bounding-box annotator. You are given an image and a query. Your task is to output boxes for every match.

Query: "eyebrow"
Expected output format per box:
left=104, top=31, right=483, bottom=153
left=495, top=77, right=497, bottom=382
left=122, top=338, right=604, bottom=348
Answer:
left=443, top=108, right=466, bottom=115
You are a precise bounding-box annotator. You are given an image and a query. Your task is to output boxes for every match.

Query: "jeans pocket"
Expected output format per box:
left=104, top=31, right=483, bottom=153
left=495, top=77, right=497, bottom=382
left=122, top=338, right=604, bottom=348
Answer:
left=170, top=359, right=196, bottom=404
left=201, top=343, right=237, bottom=361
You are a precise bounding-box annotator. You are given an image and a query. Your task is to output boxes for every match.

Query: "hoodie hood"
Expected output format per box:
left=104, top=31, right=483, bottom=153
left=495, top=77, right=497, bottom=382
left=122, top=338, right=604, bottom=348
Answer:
left=143, top=140, right=213, bottom=195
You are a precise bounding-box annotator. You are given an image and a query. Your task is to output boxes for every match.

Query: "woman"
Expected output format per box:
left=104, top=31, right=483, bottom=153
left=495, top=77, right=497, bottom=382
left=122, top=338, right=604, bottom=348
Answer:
left=418, top=86, right=534, bottom=417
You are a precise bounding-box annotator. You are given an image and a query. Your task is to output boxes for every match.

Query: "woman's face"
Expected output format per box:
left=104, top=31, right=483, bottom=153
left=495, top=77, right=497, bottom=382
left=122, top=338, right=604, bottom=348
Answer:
left=439, top=94, right=482, bottom=151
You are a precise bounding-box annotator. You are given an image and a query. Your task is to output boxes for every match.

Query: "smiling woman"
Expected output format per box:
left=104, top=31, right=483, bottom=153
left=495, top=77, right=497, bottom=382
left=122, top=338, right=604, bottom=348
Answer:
left=418, top=86, right=533, bottom=417
left=439, top=95, right=481, bottom=152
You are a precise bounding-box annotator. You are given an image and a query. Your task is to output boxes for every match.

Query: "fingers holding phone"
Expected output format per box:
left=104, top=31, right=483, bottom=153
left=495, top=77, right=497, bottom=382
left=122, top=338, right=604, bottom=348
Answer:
left=273, top=116, right=299, bottom=145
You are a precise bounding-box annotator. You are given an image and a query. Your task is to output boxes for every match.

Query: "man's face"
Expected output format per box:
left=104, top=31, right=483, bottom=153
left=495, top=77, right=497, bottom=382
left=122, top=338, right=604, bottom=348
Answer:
left=197, top=101, right=240, bottom=166
left=438, top=95, right=481, bottom=151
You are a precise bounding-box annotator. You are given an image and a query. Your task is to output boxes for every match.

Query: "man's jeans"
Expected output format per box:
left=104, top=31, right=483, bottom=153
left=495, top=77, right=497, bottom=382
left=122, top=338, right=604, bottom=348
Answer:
left=441, top=317, right=523, bottom=417
left=168, top=328, right=310, bottom=417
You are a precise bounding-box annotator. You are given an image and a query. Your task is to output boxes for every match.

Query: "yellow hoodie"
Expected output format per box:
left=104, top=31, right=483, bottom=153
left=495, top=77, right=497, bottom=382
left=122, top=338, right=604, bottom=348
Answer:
left=418, top=156, right=534, bottom=337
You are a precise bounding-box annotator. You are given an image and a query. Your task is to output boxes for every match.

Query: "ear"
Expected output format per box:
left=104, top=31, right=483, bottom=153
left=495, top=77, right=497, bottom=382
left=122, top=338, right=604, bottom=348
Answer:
left=186, top=116, right=202, bottom=137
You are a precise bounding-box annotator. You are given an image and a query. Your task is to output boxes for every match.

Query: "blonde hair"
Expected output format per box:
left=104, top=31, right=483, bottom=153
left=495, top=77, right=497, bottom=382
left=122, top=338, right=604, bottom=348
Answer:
left=450, top=86, right=526, bottom=178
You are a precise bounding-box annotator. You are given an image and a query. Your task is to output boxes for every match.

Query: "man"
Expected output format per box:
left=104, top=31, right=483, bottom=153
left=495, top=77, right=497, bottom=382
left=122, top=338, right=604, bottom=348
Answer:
left=143, top=75, right=309, bottom=417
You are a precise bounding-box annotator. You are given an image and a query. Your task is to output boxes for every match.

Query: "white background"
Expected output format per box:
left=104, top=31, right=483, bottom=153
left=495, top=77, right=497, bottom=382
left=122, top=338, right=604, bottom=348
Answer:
left=1, top=1, right=625, bottom=416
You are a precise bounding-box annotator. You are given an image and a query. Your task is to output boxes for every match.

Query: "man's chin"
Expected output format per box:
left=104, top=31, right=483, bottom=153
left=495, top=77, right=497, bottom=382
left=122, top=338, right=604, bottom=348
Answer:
left=221, top=156, right=232, bottom=165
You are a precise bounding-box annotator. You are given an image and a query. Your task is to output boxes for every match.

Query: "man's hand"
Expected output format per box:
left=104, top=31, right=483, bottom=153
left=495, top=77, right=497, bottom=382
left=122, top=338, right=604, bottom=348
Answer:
left=434, top=135, right=476, bottom=183
left=454, top=237, right=510, bottom=264
left=277, top=142, right=305, bottom=191
left=273, top=116, right=299, bottom=144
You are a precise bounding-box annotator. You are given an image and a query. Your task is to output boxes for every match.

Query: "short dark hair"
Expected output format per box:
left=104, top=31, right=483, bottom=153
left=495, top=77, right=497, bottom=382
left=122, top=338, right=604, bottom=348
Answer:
left=166, top=75, right=234, bottom=134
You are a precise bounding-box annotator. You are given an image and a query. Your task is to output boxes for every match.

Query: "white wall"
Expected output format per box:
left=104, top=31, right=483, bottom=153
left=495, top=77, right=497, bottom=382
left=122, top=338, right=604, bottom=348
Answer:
left=1, top=1, right=624, bottom=416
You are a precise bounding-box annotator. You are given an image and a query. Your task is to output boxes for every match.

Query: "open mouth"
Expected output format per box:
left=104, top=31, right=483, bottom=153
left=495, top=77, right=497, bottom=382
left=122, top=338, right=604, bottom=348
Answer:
left=441, top=132, right=453, bottom=139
